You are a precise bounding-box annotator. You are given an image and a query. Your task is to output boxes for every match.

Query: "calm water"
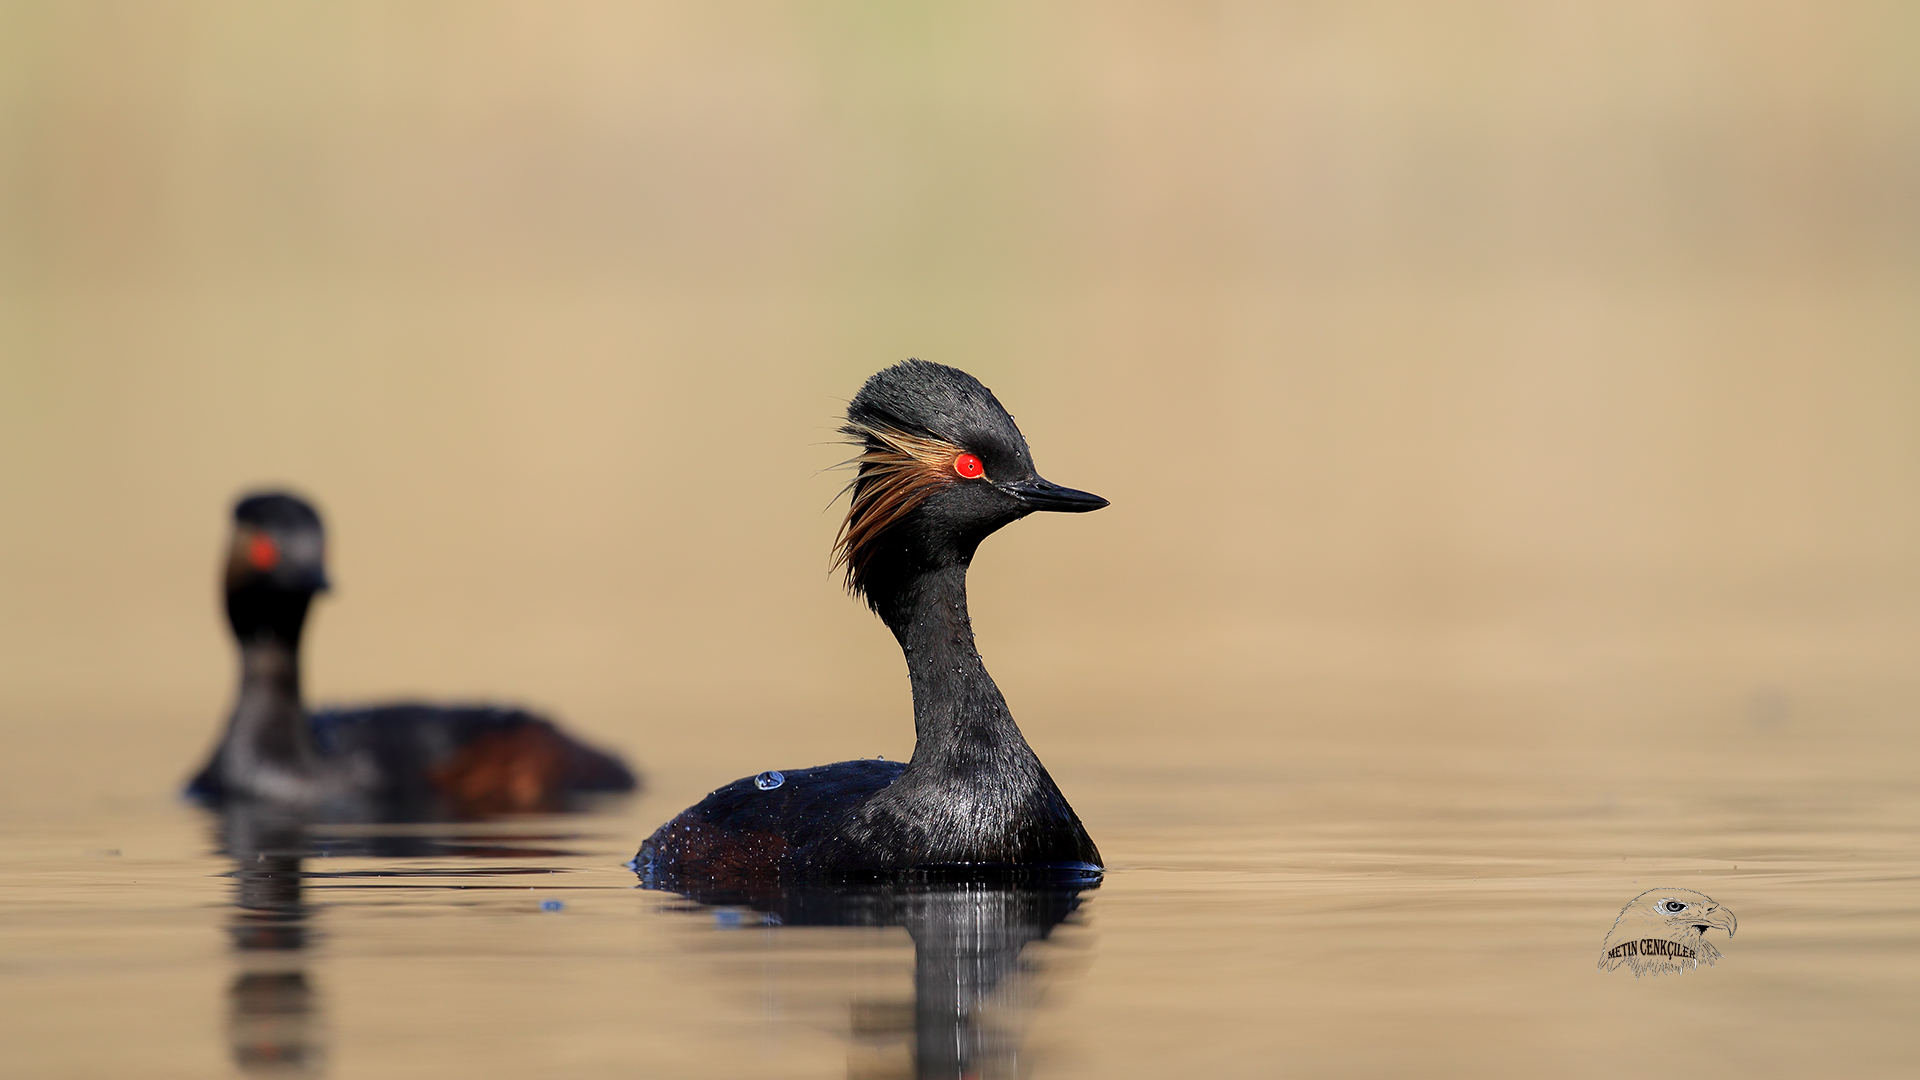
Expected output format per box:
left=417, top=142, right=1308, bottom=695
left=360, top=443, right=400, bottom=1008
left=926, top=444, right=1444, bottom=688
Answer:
left=6, top=708, right=1915, bottom=1078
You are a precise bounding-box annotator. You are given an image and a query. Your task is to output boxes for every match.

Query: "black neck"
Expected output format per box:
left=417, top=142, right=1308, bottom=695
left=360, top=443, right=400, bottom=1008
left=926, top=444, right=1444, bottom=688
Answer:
left=882, top=562, right=1035, bottom=773
left=235, top=637, right=304, bottom=716
left=837, top=555, right=1100, bottom=869
left=227, top=585, right=314, bottom=649
left=217, top=587, right=324, bottom=799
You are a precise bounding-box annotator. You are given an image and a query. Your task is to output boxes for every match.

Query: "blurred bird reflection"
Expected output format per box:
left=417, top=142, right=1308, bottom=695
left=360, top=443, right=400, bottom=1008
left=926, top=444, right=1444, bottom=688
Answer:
left=211, top=804, right=601, bottom=1075
left=658, top=873, right=1097, bottom=1080
left=219, top=807, right=325, bottom=1076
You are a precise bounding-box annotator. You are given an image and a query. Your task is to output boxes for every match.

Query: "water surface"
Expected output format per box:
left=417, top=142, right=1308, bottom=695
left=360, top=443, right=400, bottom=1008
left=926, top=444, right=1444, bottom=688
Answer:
left=5, top=713, right=1914, bottom=1078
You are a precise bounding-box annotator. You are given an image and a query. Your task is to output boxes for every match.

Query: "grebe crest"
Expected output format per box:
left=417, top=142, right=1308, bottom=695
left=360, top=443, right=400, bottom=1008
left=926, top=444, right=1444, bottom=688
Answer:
left=834, top=359, right=1105, bottom=618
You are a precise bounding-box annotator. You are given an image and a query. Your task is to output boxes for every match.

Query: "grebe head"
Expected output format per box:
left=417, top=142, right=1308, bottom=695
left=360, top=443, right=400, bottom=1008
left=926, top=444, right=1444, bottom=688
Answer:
left=834, top=360, right=1107, bottom=611
left=225, top=491, right=329, bottom=643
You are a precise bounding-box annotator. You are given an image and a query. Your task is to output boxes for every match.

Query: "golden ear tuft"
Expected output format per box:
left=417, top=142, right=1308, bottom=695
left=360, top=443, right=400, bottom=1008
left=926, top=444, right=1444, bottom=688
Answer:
left=832, top=423, right=964, bottom=597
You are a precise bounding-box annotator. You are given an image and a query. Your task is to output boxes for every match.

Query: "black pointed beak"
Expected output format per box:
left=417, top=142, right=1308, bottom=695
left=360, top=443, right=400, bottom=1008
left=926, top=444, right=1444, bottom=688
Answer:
left=1008, top=477, right=1109, bottom=513
left=286, top=566, right=330, bottom=593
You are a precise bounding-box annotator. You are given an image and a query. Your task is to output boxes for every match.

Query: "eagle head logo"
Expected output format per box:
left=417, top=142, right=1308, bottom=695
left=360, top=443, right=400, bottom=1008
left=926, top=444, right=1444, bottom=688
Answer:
left=1598, top=888, right=1737, bottom=978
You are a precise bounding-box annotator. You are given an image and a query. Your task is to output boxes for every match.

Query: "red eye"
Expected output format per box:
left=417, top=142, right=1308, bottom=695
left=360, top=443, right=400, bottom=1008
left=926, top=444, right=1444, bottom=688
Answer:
left=954, top=452, right=985, bottom=479
left=247, top=535, right=280, bottom=571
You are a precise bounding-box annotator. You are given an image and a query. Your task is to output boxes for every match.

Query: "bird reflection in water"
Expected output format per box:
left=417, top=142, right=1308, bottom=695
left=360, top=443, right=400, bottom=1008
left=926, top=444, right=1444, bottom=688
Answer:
left=656, top=872, right=1097, bottom=1080
left=219, top=806, right=325, bottom=1075
left=212, top=805, right=603, bottom=1075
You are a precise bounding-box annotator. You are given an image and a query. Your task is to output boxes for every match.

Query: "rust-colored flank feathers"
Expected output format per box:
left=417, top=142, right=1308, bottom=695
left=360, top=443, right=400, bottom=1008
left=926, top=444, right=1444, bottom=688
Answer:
left=832, top=421, right=967, bottom=597
left=429, top=724, right=570, bottom=815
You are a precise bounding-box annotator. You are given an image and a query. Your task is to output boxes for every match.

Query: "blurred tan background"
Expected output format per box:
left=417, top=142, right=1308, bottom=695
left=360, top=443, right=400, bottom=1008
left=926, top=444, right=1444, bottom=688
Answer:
left=2, top=2, right=1916, bottom=814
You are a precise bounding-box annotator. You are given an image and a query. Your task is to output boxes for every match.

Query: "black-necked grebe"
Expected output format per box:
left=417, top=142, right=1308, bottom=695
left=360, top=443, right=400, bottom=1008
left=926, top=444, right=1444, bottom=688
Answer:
left=186, top=492, right=636, bottom=815
left=635, top=360, right=1106, bottom=888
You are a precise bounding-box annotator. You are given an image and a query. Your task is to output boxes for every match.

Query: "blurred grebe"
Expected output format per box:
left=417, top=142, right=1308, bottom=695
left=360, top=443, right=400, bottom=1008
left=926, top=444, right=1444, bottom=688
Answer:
left=635, top=360, right=1105, bottom=887
left=186, top=492, right=635, bottom=815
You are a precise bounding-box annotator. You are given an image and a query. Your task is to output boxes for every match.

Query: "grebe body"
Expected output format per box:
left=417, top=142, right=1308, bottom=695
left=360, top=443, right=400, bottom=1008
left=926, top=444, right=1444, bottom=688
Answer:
left=187, top=492, right=635, bottom=817
left=637, top=360, right=1103, bottom=888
